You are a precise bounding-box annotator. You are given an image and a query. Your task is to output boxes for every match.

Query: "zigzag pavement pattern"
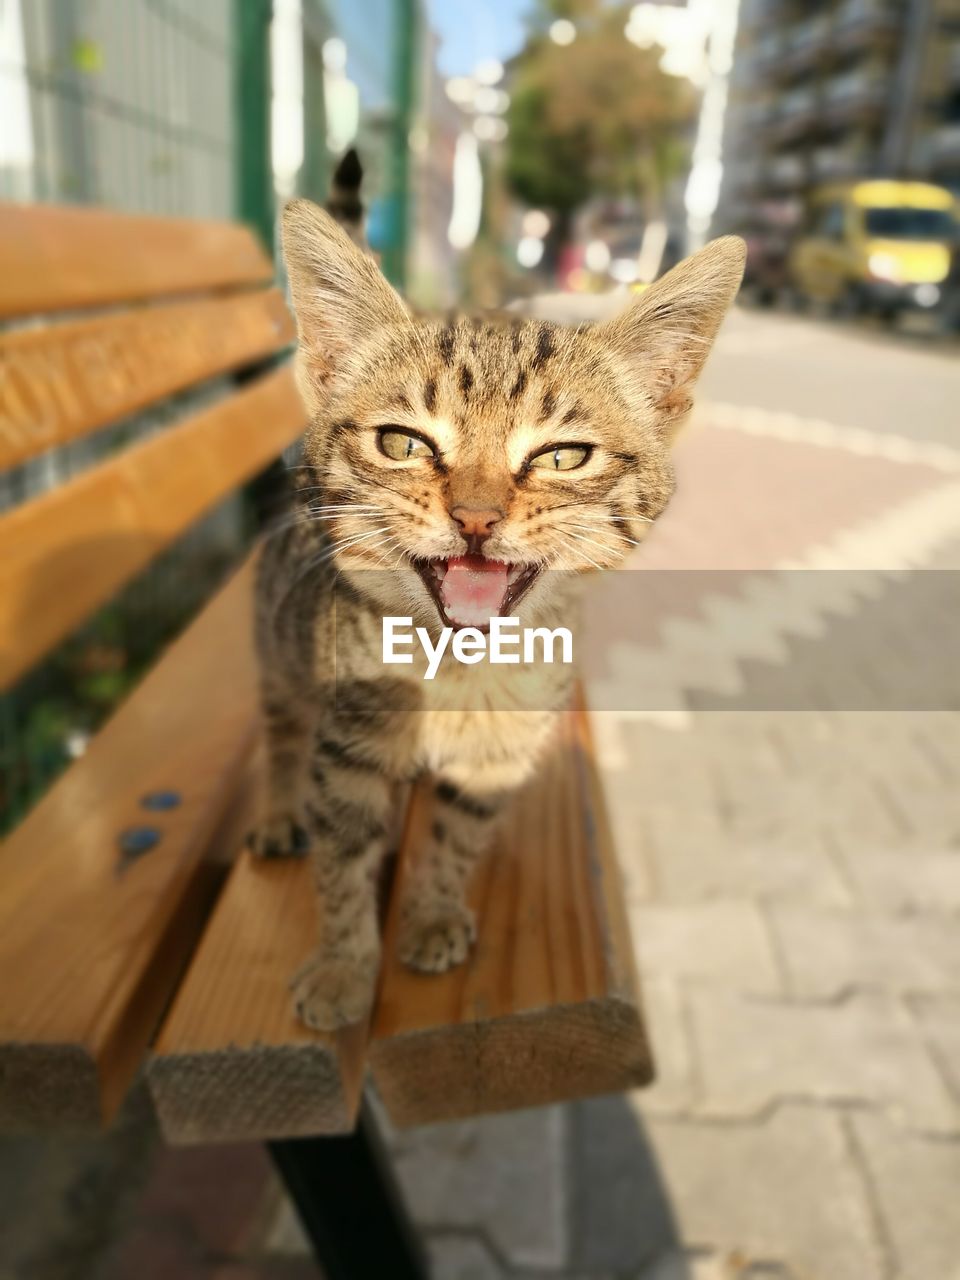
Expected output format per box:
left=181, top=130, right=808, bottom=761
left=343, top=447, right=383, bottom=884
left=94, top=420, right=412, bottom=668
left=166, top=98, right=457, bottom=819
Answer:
left=588, top=404, right=960, bottom=763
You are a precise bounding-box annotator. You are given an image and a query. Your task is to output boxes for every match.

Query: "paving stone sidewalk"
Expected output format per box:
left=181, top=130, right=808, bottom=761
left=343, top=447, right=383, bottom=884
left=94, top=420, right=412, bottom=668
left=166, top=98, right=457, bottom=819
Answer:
left=353, top=405, right=960, bottom=1280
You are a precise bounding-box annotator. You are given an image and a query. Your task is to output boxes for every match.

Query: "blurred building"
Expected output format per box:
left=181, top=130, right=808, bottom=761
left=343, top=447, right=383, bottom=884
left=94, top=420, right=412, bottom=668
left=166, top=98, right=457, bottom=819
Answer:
left=323, top=0, right=463, bottom=297
left=716, top=0, right=960, bottom=241
left=408, top=23, right=464, bottom=307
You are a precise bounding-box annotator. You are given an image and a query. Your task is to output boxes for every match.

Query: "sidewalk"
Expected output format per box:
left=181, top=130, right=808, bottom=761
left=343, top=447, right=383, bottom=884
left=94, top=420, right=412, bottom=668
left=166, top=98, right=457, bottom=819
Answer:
left=365, top=401, right=960, bottom=1279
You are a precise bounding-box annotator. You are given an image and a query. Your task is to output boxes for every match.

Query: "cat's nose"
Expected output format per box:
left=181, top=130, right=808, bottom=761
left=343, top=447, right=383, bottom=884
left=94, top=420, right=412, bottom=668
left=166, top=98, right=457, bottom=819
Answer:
left=451, top=506, right=503, bottom=554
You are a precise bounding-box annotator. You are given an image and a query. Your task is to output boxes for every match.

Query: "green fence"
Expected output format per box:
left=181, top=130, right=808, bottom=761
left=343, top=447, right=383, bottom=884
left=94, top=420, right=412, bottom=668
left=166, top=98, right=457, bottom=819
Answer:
left=0, top=0, right=237, bottom=212
left=0, top=0, right=421, bottom=830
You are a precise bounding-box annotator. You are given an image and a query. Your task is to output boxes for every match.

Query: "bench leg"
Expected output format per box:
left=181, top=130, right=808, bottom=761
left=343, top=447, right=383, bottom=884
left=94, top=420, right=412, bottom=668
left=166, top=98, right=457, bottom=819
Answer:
left=267, top=1097, right=430, bottom=1280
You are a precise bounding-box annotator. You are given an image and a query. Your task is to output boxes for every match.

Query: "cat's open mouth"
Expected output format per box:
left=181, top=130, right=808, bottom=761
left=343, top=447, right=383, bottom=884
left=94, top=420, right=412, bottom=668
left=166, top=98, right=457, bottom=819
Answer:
left=413, top=555, right=540, bottom=631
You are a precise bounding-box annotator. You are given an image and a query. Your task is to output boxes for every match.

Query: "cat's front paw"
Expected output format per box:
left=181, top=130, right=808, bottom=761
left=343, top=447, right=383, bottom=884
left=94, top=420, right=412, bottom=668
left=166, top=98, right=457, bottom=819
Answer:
left=398, top=901, right=476, bottom=974
left=248, top=810, right=310, bottom=859
left=289, top=947, right=378, bottom=1031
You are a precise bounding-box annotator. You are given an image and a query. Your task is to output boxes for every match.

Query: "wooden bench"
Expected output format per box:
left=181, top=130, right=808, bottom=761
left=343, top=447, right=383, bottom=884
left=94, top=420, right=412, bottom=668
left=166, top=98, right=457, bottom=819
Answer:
left=0, top=201, right=652, bottom=1275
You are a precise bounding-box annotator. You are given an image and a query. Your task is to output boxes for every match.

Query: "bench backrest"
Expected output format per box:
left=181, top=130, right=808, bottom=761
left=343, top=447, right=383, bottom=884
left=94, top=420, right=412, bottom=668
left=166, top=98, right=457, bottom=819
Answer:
left=0, top=202, right=305, bottom=691
left=0, top=201, right=309, bottom=1128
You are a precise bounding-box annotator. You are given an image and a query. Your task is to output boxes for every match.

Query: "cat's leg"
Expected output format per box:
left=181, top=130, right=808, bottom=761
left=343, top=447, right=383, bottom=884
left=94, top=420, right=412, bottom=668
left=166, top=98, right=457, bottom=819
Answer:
left=397, top=780, right=504, bottom=973
left=249, top=680, right=313, bottom=858
left=290, top=731, right=395, bottom=1030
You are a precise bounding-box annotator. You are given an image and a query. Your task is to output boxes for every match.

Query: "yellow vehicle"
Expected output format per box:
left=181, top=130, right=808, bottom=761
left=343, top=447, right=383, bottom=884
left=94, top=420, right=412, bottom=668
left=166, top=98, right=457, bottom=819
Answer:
left=789, top=180, right=958, bottom=316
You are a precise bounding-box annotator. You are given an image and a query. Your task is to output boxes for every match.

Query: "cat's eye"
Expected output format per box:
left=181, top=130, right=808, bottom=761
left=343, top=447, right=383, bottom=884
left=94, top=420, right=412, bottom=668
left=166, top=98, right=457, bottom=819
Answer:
left=378, top=428, right=436, bottom=461
left=528, top=444, right=591, bottom=472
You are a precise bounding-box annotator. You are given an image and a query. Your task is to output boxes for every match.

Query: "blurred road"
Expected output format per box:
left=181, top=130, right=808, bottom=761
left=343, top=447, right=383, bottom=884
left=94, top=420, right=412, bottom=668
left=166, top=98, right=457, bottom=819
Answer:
left=701, top=308, right=960, bottom=449
left=521, top=294, right=960, bottom=451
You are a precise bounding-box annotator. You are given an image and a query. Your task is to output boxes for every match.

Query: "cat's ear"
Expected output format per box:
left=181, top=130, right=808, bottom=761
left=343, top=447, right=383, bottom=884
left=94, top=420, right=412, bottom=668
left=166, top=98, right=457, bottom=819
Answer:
left=599, top=235, right=745, bottom=434
left=281, top=198, right=409, bottom=410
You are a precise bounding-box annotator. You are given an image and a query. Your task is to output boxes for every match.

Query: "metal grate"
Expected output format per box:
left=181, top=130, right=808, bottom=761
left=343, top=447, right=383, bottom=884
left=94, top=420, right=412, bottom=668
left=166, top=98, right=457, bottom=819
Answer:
left=0, top=495, right=253, bottom=830
left=0, top=0, right=252, bottom=827
left=0, top=0, right=235, bottom=213
left=0, top=0, right=421, bottom=828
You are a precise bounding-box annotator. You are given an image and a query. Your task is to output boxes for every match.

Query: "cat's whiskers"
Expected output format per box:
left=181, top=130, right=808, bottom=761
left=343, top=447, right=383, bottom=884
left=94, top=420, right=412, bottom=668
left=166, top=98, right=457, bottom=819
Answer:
left=260, top=509, right=325, bottom=540
left=267, top=525, right=397, bottom=624
left=260, top=503, right=387, bottom=540
left=365, top=535, right=410, bottom=571
left=297, top=494, right=386, bottom=506
left=305, top=512, right=387, bottom=527
left=343, top=534, right=401, bottom=567
left=554, top=532, right=605, bottom=573
left=301, top=503, right=387, bottom=515
left=356, top=473, right=447, bottom=526
left=363, top=542, right=394, bottom=568
left=261, top=514, right=299, bottom=540
left=302, top=506, right=381, bottom=515
left=318, top=525, right=394, bottom=562
left=565, top=522, right=644, bottom=549
left=547, top=501, right=654, bottom=526
left=560, top=525, right=634, bottom=557
left=265, top=546, right=334, bottom=626
left=576, top=512, right=654, bottom=527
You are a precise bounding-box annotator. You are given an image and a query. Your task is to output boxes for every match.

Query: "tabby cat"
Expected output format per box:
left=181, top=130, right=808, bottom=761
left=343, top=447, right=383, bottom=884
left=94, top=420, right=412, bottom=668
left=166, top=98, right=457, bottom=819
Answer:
left=251, top=182, right=744, bottom=1031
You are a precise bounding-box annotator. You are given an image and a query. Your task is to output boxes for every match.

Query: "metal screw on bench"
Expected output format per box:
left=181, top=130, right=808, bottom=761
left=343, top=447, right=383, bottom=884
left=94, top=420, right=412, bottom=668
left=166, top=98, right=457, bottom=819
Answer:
left=117, top=827, right=162, bottom=871
left=141, top=790, right=182, bottom=811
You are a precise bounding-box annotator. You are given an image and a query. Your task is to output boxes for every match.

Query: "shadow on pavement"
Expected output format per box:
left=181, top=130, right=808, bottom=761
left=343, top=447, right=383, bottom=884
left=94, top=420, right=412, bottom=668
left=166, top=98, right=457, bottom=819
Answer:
left=569, top=1094, right=689, bottom=1279
left=389, top=1092, right=690, bottom=1279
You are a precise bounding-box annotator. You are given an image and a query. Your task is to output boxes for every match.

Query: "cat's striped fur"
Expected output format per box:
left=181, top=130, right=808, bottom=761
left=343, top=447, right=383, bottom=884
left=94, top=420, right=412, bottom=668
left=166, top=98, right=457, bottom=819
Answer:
left=252, top=193, right=744, bottom=1031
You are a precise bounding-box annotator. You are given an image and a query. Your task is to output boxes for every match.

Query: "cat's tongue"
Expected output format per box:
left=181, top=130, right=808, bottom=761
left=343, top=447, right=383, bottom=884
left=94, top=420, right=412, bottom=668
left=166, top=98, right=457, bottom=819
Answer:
left=440, top=556, right=509, bottom=628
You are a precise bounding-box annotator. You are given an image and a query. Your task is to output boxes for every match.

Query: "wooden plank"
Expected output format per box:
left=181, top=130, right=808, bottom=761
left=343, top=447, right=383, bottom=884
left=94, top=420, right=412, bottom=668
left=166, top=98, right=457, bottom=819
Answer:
left=0, top=364, right=305, bottom=691
left=0, top=288, right=294, bottom=469
left=369, top=703, right=653, bottom=1127
left=0, top=561, right=259, bottom=1131
left=148, top=849, right=368, bottom=1145
left=148, top=777, right=413, bottom=1145
left=0, top=203, right=272, bottom=318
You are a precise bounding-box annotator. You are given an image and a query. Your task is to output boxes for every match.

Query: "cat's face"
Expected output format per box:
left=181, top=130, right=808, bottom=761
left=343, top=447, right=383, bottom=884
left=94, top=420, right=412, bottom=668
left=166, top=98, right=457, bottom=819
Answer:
left=282, top=201, right=744, bottom=632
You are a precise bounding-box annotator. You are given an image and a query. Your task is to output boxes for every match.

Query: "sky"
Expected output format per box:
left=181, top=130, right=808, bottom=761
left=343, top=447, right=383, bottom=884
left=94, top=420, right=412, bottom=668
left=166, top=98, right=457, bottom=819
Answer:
left=425, top=0, right=529, bottom=78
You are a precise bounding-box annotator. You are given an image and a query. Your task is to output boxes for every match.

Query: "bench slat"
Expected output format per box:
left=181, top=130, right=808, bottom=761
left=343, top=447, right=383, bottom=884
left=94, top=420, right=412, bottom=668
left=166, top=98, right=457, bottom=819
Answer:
left=0, top=204, right=272, bottom=318
left=0, top=364, right=305, bottom=691
left=148, top=849, right=368, bottom=1145
left=0, top=288, right=295, bottom=469
left=147, top=765, right=411, bottom=1143
left=369, top=704, right=653, bottom=1126
left=0, top=561, right=259, bottom=1130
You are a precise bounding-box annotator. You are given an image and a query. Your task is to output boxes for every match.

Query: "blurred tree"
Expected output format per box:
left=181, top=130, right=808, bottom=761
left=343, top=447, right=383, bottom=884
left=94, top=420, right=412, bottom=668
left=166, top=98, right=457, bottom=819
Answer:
left=506, top=0, right=695, bottom=228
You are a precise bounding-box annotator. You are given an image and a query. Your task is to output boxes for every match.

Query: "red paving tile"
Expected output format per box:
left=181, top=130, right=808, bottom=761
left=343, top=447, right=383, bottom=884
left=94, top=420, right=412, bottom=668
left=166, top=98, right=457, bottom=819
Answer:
left=576, top=417, right=953, bottom=668
left=94, top=1132, right=335, bottom=1279
left=135, top=1143, right=274, bottom=1255
left=101, top=1223, right=213, bottom=1280
left=100, top=1142, right=280, bottom=1279
left=211, top=1262, right=321, bottom=1280
left=637, top=421, right=948, bottom=571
